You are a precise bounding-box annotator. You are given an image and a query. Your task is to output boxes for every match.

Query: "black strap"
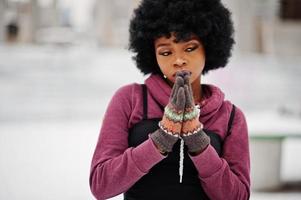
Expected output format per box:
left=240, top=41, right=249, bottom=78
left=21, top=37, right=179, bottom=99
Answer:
left=227, top=104, right=236, bottom=136
left=142, top=84, right=164, bottom=116
left=142, top=84, right=148, bottom=120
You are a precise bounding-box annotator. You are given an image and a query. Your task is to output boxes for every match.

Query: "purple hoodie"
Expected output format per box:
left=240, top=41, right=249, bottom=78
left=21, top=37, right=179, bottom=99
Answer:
left=90, top=74, right=250, bottom=200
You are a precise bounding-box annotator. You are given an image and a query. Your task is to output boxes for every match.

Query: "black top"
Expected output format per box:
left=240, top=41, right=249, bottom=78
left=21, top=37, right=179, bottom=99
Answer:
left=124, top=84, right=235, bottom=200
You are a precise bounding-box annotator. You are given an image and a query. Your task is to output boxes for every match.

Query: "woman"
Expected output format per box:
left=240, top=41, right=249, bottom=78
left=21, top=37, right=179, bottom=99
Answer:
left=89, top=0, right=250, bottom=199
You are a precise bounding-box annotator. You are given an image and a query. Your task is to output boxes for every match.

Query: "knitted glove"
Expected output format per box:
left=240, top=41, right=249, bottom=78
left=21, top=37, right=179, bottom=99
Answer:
left=150, top=73, right=186, bottom=153
left=181, top=73, right=210, bottom=154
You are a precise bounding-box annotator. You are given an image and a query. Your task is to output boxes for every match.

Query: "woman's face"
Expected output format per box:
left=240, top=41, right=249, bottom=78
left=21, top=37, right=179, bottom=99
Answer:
left=154, top=34, right=206, bottom=85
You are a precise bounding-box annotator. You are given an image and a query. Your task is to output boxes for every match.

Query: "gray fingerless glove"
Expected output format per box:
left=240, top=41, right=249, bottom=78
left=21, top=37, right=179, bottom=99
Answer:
left=149, top=129, right=179, bottom=153
left=182, top=130, right=210, bottom=153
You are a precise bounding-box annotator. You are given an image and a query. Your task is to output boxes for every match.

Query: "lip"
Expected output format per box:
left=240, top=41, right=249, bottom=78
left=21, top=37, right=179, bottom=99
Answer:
left=172, top=70, right=192, bottom=77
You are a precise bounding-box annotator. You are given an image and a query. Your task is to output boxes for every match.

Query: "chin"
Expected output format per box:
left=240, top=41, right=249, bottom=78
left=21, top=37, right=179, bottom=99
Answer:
left=167, top=76, right=176, bottom=82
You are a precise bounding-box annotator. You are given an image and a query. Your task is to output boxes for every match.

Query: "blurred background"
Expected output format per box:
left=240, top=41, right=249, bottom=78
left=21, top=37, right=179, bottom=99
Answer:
left=0, top=0, right=301, bottom=199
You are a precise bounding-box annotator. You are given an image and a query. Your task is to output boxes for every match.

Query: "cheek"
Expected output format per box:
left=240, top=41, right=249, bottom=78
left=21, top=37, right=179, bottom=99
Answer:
left=194, top=47, right=206, bottom=65
left=156, top=55, right=163, bottom=68
left=197, top=61, right=205, bottom=72
left=189, top=57, right=205, bottom=82
left=156, top=57, right=170, bottom=73
left=194, top=54, right=205, bottom=71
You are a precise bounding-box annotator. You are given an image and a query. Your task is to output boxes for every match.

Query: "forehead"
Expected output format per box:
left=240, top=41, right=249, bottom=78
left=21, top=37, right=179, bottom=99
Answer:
left=154, top=34, right=201, bottom=46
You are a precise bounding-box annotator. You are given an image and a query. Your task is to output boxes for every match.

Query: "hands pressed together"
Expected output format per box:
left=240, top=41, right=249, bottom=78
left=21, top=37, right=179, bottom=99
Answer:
left=150, top=71, right=210, bottom=155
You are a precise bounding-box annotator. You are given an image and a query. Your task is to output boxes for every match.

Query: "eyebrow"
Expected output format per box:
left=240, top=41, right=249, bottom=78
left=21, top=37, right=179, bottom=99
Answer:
left=155, top=43, right=171, bottom=48
left=185, top=39, right=200, bottom=44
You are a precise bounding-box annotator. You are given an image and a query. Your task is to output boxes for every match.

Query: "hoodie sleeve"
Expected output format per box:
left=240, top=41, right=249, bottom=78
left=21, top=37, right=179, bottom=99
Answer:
left=189, top=106, right=250, bottom=200
left=89, top=84, right=166, bottom=200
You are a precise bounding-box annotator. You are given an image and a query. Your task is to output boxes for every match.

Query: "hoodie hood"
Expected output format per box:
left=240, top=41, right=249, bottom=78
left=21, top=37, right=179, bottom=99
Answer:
left=145, top=74, right=225, bottom=124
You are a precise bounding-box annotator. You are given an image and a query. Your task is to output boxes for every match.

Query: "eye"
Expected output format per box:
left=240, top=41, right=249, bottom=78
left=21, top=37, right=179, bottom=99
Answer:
left=186, top=45, right=199, bottom=52
left=159, top=51, right=171, bottom=56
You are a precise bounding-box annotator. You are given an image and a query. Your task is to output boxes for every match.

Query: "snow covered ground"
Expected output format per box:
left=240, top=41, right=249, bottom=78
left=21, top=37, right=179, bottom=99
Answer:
left=0, top=44, right=301, bottom=199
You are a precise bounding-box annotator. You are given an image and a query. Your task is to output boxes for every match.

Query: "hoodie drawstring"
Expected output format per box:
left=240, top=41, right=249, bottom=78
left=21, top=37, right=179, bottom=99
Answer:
left=179, top=136, right=184, bottom=183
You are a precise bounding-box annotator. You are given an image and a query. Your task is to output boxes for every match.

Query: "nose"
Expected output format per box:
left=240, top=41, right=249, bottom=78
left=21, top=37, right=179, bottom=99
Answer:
left=173, top=57, right=187, bottom=68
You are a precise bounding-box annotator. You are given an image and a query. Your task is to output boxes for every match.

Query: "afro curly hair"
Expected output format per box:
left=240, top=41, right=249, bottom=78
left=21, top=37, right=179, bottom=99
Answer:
left=128, top=0, right=235, bottom=75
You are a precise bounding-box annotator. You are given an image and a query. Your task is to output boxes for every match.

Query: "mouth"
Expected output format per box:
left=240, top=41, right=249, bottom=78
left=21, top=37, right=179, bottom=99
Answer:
left=173, top=70, right=192, bottom=77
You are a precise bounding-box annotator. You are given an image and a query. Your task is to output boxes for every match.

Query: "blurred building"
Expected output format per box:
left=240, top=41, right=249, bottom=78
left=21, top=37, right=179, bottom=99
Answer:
left=1, top=0, right=67, bottom=44
left=226, top=0, right=301, bottom=55
left=0, top=0, right=4, bottom=42
left=93, top=0, right=140, bottom=47
left=1, top=0, right=40, bottom=43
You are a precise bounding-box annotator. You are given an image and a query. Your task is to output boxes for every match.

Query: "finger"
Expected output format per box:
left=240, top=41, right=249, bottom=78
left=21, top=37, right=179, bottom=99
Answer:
left=170, top=78, right=179, bottom=100
left=188, top=82, right=193, bottom=100
left=183, top=74, right=193, bottom=99
left=183, top=73, right=190, bottom=85
left=170, top=76, right=184, bottom=100
left=184, top=85, right=193, bottom=107
left=176, top=87, right=185, bottom=111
